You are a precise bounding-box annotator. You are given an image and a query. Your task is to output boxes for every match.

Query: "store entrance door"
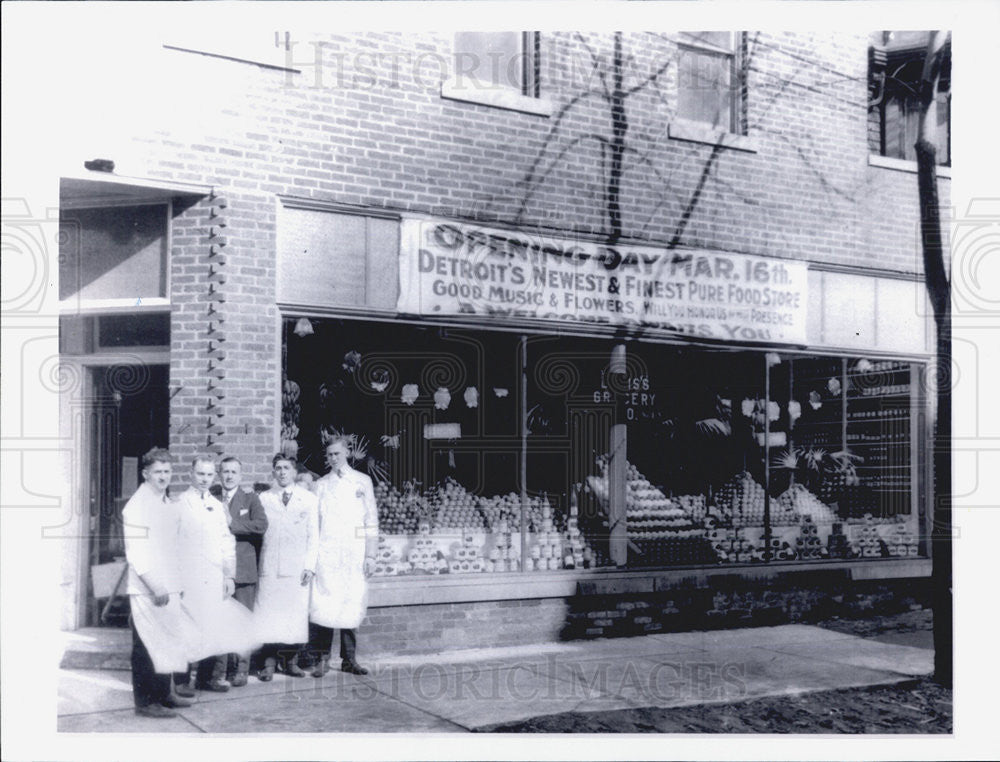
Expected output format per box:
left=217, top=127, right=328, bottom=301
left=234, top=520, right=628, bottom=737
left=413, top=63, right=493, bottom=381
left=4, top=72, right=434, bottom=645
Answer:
left=86, top=363, right=169, bottom=625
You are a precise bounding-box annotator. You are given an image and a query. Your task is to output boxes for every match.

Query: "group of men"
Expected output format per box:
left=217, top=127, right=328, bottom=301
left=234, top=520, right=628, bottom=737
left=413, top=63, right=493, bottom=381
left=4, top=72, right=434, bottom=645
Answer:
left=123, top=437, right=378, bottom=718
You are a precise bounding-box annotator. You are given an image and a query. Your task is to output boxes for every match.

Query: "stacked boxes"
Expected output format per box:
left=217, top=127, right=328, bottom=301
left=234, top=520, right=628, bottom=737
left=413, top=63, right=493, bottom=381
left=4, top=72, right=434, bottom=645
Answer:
left=794, top=515, right=825, bottom=560
left=885, top=518, right=919, bottom=557
left=449, top=530, right=486, bottom=574
left=826, top=522, right=851, bottom=559
left=851, top=514, right=885, bottom=558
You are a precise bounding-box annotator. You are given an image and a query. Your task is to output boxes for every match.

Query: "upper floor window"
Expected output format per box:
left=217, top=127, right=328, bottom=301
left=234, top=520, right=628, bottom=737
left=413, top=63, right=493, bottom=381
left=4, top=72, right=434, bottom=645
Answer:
left=59, top=203, right=170, bottom=309
left=452, top=31, right=539, bottom=96
left=676, top=31, right=747, bottom=134
left=868, top=31, right=951, bottom=166
left=441, top=31, right=551, bottom=116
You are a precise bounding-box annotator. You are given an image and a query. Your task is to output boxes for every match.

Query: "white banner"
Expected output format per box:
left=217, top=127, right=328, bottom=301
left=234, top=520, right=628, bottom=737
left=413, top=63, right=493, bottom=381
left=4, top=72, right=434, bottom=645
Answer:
left=398, top=219, right=809, bottom=345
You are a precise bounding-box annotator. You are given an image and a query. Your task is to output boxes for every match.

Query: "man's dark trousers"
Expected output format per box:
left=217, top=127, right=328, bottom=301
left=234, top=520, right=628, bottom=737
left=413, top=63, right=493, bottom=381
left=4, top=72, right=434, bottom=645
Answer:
left=130, top=617, right=171, bottom=708
left=309, top=623, right=358, bottom=663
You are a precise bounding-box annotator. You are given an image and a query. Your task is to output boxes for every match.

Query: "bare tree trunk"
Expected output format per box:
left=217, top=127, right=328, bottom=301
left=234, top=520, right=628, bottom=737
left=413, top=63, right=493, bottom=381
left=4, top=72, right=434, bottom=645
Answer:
left=915, top=30, right=951, bottom=688
left=607, top=32, right=627, bottom=244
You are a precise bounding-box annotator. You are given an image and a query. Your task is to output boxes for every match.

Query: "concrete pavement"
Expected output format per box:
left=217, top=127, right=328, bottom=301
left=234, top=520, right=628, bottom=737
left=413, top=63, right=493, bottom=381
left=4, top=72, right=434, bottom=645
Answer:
left=57, top=624, right=933, bottom=732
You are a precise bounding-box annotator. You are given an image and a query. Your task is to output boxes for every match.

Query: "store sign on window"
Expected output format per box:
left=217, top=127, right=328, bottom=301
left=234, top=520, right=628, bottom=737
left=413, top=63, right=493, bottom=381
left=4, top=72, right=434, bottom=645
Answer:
left=399, top=220, right=808, bottom=345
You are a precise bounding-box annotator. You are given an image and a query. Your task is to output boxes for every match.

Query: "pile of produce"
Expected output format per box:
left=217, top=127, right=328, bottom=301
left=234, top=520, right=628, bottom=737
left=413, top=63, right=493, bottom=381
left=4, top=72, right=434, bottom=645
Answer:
left=431, top=477, right=489, bottom=529
left=375, top=481, right=432, bottom=535
left=774, top=483, right=837, bottom=523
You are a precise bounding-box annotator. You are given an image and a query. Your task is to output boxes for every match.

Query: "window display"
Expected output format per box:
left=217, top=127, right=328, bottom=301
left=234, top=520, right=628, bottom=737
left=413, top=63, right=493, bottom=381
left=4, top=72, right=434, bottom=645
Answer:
left=282, top=316, right=924, bottom=577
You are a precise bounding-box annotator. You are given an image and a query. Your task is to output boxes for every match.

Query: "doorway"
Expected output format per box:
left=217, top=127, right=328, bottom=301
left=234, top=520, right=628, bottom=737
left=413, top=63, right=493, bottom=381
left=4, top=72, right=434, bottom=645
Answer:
left=86, top=363, right=169, bottom=625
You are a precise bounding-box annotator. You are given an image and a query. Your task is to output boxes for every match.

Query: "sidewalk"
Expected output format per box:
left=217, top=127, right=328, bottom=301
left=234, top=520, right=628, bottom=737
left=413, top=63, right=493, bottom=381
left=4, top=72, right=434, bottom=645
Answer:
left=57, top=624, right=933, bottom=733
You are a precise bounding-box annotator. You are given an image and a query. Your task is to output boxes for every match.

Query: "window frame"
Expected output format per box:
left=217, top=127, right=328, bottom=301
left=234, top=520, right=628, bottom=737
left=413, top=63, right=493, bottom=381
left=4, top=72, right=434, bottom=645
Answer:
left=675, top=31, right=747, bottom=135
left=440, top=31, right=553, bottom=117
left=868, top=35, right=951, bottom=168
left=57, top=200, right=172, bottom=314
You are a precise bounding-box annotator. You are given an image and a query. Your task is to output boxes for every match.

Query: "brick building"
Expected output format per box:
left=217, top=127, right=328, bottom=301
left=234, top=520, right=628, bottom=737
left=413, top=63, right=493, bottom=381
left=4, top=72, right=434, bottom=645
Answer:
left=57, top=30, right=949, bottom=652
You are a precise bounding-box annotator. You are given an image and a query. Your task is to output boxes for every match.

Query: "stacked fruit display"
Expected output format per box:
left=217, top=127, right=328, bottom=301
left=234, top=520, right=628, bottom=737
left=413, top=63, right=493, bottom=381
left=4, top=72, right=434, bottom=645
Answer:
left=476, top=493, right=523, bottom=533
left=432, top=477, right=488, bottom=530
left=714, top=472, right=766, bottom=526
left=794, top=515, right=825, bottom=560
left=588, top=457, right=714, bottom=566
left=375, top=481, right=432, bottom=535
left=675, top=494, right=708, bottom=525
left=449, top=530, right=486, bottom=574
left=774, top=483, right=837, bottom=523
left=885, top=517, right=919, bottom=557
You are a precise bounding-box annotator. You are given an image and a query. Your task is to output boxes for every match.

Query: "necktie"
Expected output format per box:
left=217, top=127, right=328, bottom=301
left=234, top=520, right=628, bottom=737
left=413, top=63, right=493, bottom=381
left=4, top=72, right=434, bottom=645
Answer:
left=282, top=491, right=291, bottom=506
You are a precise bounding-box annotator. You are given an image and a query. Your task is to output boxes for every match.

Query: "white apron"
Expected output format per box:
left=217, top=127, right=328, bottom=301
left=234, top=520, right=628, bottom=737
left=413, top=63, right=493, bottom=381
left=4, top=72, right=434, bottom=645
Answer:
left=122, top=484, right=202, bottom=672
left=131, top=594, right=203, bottom=674
left=254, top=485, right=319, bottom=644
left=310, top=469, right=378, bottom=630
left=177, top=488, right=259, bottom=657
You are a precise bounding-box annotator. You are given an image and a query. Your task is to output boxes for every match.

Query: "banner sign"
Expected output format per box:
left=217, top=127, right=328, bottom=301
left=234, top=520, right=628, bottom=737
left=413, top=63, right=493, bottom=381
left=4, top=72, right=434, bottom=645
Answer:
left=399, top=219, right=809, bottom=345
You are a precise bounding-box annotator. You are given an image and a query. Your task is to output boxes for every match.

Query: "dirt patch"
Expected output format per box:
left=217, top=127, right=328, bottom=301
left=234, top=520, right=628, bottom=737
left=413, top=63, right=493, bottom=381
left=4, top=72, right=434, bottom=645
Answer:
left=480, top=610, right=950, bottom=733
left=480, top=678, right=952, bottom=733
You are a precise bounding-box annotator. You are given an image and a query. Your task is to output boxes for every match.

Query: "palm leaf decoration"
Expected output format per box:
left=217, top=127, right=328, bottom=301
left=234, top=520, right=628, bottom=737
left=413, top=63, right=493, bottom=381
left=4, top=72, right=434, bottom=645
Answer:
left=771, top=447, right=801, bottom=471
left=694, top=417, right=731, bottom=437
left=802, top=447, right=828, bottom=473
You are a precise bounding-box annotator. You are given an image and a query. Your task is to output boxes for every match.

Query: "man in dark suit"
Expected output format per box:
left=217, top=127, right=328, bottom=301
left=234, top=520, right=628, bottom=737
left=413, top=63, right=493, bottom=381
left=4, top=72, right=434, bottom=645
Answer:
left=216, top=455, right=268, bottom=687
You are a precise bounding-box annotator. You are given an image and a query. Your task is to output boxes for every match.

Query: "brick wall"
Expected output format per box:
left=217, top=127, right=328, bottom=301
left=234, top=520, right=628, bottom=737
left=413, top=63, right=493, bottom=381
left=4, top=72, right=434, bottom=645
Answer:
left=357, top=576, right=929, bottom=656
left=103, top=30, right=947, bottom=481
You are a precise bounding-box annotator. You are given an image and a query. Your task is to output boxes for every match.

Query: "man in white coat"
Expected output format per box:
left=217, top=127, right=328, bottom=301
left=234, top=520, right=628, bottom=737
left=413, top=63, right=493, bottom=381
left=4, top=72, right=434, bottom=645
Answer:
left=175, top=455, right=258, bottom=693
left=122, top=448, right=202, bottom=718
left=308, top=436, right=378, bottom=676
left=254, top=453, right=319, bottom=680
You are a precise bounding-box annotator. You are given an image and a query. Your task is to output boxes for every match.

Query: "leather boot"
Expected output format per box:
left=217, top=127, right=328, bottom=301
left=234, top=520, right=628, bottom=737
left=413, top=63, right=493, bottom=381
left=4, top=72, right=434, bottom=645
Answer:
left=311, top=656, right=329, bottom=678
left=258, top=656, right=276, bottom=682
left=284, top=652, right=305, bottom=677
left=231, top=656, right=250, bottom=687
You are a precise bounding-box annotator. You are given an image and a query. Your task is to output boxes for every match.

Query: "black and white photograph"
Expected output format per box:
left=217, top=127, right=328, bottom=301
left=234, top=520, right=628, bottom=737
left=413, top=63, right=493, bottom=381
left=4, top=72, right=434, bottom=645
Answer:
left=2, top=1, right=998, bottom=760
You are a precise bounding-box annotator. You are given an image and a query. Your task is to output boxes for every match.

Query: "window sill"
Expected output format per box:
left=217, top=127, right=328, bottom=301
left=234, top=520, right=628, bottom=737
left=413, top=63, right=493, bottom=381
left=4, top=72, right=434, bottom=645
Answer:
left=440, top=79, right=553, bottom=117
left=59, top=298, right=171, bottom=314
left=868, top=154, right=951, bottom=178
left=668, top=119, right=758, bottom=153
left=367, top=557, right=931, bottom=607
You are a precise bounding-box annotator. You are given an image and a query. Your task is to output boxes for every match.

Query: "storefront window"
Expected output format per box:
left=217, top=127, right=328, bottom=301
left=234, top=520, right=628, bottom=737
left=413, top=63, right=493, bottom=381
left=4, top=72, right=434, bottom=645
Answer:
left=283, top=316, right=924, bottom=577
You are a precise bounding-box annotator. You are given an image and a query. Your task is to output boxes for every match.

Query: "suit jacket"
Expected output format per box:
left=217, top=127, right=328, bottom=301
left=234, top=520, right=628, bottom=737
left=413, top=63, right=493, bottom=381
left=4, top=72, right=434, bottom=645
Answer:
left=223, top=487, right=269, bottom=584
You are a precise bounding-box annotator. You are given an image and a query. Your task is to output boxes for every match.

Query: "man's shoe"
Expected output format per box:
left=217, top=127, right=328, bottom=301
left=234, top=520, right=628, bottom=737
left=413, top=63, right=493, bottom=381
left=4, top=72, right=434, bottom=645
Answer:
left=341, top=660, right=369, bottom=675
left=311, top=657, right=329, bottom=678
left=283, top=662, right=306, bottom=678
left=230, top=671, right=248, bottom=688
left=198, top=679, right=231, bottom=693
left=173, top=683, right=197, bottom=698
left=258, top=657, right=275, bottom=682
left=162, top=694, right=193, bottom=708
left=136, top=704, right=177, bottom=718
